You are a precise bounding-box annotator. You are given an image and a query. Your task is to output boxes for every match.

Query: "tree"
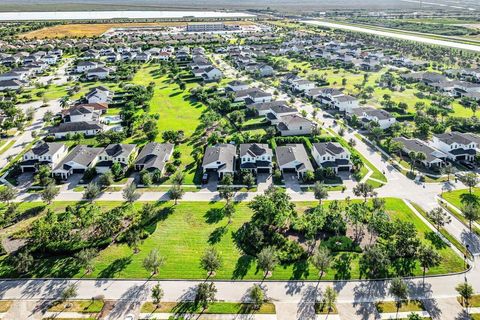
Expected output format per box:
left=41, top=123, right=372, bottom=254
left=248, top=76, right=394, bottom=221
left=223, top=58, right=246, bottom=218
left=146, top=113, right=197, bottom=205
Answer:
left=257, top=246, right=278, bottom=278
left=323, top=286, right=337, bottom=313
left=417, top=244, right=441, bottom=281
left=99, top=171, right=113, bottom=188
left=200, top=247, right=222, bottom=276
left=441, top=165, right=456, bottom=182
left=407, top=313, right=422, bottom=320
left=83, top=182, right=100, bottom=200
left=462, top=173, right=478, bottom=194
left=223, top=201, right=235, bottom=224
left=195, top=282, right=217, bottom=310
left=359, top=244, right=390, bottom=278
left=456, top=282, right=474, bottom=311
left=41, top=183, right=59, bottom=204
left=242, top=171, right=256, bottom=189
left=310, top=246, right=332, bottom=279
left=125, top=227, right=143, bottom=254
left=35, top=164, right=53, bottom=186
left=249, top=187, right=296, bottom=231
left=462, top=203, right=480, bottom=231
left=0, top=185, right=17, bottom=204
left=218, top=185, right=234, bottom=204
left=249, top=284, right=264, bottom=310
left=151, top=283, right=164, bottom=307
left=12, top=251, right=33, bottom=274
left=111, top=162, right=124, bottom=180
left=313, top=182, right=328, bottom=204
left=123, top=183, right=140, bottom=203
left=60, top=284, right=78, bottom=305
left=168, top=184, right=184, bottom=205
left=143, top=249, right=165, bottom=275
left=353, top=183, right=375, bottom=203
left=172, top=172, right=185, bottom=185
left=389, top=278, right=409, bottom=316
left=427, top=207, right=451, bottom=231
left=74, top=248, right=96, bottom=274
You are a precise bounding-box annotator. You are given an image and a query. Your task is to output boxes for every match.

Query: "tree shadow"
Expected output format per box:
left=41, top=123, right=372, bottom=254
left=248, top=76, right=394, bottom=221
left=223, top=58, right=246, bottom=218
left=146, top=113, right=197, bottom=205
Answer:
left=204, top=207, right=224, bottom=224
left=460, top=193, right=479, bottom=206
left=208, top=226, right=227, bottom=245
left=296, top=284, right=320, bottom=320
left=425, top=231, right=448, bottom=250
left=98, top=256, right=132, bottom=279
left=232, top=255, right=254, bottom=280
left=333, top=253, right=352, bottom=280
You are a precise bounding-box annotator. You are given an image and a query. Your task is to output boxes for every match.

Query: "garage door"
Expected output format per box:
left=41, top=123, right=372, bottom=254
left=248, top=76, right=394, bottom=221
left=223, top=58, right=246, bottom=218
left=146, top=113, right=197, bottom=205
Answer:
left=72, top=168, right=86, bottom=174
left=257, top=168, right=271, bottom=174
left=22, top=166, right=36, bottom=172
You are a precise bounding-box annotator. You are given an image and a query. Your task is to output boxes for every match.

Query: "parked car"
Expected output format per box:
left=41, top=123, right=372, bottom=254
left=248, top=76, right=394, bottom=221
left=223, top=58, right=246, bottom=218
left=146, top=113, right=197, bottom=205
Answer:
left=460, top=161, right=475, bottom=170
left=202, top=173, right=209, bottom=184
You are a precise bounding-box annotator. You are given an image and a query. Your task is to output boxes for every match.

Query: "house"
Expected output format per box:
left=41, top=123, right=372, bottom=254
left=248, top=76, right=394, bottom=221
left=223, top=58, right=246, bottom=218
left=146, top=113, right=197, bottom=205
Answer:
left=277, top=114, right=315, bottom=136
left=86, top=67, right=112, bottom=80
left=265, top=104, right=298, bottom=124
left=351, top=107, right=396, bottom=129
left=0, top=71, right=26, bottom=81
left=430, top=132, right=477, bottom=161
left=226, top=80, right=249, bottom=92
left=334, top=95, right=360, bottom=113
left=76, top=61, right=99, bottom=73
left=96, top=143, right=137, bottom=174
left=235, top=88, right=272, bottom=104
left=62, top=103, right=108, bottom=122
left=275, top=144, right=314, bottom=179
left=312, top=142, right=352, bottom=173
left=202, top=144, right=237, bottom=178
left=239, top=143, right=273, bottom=174
left=249, top=101, right=291, bottom=117
left=19, top=142, right=68, bottom=172
left=256, top=64, right=274, bottom=77
left=393, top=137, right=448, bottom=168
left=85, top=86, right=113, bottom=104
left=135, top=142, right=174, bottom=174
left=198, top=66, right=223, bottom=81
left=0, top=79, right=25, bottom=91
left=314, top=88, right=345, bottom=105
left=52, top=145, right=103, bottom=180
left=48, top=121, right=104, bottom=139
left=291, top=80, right=315, bottom=93
left=41, top=54, right=59, bottom=65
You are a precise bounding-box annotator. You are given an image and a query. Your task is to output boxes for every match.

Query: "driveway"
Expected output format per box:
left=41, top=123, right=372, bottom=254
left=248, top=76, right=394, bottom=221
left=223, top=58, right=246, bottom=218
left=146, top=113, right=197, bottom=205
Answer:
left=257, top=173, right=272, bottom=192
left=59, top=174, right=83, bottom=192
left=283, top=173, right=301, bottom=192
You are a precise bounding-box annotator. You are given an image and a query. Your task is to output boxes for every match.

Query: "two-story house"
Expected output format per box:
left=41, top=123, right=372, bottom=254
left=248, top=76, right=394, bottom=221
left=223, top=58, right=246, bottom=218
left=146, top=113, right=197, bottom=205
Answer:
left=430, top=132, right=477, bottom=161
left=276, top=114, right=315, bottom=136
left=96, top=143, right=137, bottom=174
left=239, top=143, right=273, bottom=174
left=20, top=142, right=68, bottom=172
left=202, top=144, right=237, bottom=179
left=312, top=142, right=352, bottom=173
left=275, top=144, right=314, bottom=179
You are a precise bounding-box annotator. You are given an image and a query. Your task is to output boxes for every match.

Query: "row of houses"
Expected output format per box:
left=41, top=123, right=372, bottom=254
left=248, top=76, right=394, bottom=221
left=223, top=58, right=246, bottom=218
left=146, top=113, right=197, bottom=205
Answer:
left=20, top=141, right=174, bottom=180
left=202, top=141, right=352, bottom=180
left=226, top=80, right=317, bottom=136
left=393, top=131, right=479, bottom=169
left=188, top=49, right=223, bottom=82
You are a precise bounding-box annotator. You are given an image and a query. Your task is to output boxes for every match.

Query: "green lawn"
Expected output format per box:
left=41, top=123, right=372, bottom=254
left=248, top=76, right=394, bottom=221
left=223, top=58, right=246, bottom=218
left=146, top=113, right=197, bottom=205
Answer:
left=376, top=300, right=424, bottom=313
left=141, top=301, right=276, bottom=314
left=130, top=65, right=206, bottom=185
left=0, top=140, right=15, bottom=156
left=0, top=198, right=464, bottom=280
left=48, top=300, right=104, bottom=313
left=441, top=188, right=480, bottom=209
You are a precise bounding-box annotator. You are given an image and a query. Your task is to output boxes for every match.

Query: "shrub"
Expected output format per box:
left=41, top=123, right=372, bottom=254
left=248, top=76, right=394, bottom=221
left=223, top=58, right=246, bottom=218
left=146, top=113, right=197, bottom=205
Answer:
left=321, top=236, right=362, bottom=253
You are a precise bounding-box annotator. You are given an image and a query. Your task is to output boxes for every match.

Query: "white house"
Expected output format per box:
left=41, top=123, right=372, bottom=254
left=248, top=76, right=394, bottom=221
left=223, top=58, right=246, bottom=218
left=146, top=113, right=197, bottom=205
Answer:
left=335, top=95, right=360, bottom=113
left=49, top=121, right=104, bottom=139
left=85, top=87, right=113, bottom=104
left=202, top=144, right=237, bottom=179
left=239, top=143, right=273, bottom=174
left=86, top=67, right=112, bottom=80
left=20, top=142, right=68, bottom=172
left=277, top=114, right=315, bottom=136
left=76, top=61, right=99, bottom=73
left=96, top=143, right=137, bottom=174
left=312, top=142, right=352, bottom=173
left=430, top=132, right=477, bottom=161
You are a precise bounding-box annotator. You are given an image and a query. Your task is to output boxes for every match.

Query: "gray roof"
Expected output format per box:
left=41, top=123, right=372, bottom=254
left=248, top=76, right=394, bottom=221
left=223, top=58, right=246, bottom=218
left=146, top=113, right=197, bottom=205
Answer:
left=239, top=143, right=272, bottom=158
left=277, top=114, right=313, bottom=130
left=313, top=142, right=348, bottom=157
left=30, top=142, right=65, bottom=157
left=249, top=101, right=288, bottom=112
left=54, top=145, right=103, bottom=170
left=49, top=121, right=103, bottom=134
left=394, top=137, right=447, bottom=163
left=275, top=144, right=313, bottom=172
left=135, top=142, right=174, bottom=171
left=434, top=132, right=475, bottom=146
left=202, top=144, right=236, bottom=173
left=103, top=143, right=136, bottom=158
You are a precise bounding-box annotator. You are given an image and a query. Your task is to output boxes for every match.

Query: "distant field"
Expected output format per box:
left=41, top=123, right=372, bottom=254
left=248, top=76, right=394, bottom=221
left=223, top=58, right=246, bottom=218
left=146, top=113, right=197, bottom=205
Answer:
left=21, top=20, right=253, bottom=38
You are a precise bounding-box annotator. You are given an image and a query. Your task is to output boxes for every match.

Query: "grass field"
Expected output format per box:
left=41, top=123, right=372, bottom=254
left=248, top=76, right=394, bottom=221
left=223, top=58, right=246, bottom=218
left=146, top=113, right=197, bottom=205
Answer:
left=21, top=21, right=254, bottom=39
left=141, top=301, right=276, bottom=314
left=376, top=300, right=424, bottom=313
left=0, top=301, right=12, bottom=313
left=48, top=300, right=104, bottom=313
left=130, top=65, right=206, bottom=184
left=441, top=188, right=480, bottom=209
left=0, top=198, right=464, bottom=280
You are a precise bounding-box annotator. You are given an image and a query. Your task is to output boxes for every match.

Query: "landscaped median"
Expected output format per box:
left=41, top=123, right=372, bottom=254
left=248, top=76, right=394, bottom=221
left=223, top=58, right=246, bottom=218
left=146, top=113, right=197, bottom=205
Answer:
left=42, top=299, right=104, bottom=320
left=139, top=301, right=276, bottom=318
left=375, top=300, right=430, bottom=319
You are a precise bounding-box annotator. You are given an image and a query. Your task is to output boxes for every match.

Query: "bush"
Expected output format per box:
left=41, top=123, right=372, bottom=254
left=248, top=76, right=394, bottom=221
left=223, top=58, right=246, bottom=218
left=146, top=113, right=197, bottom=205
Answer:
left=276, top=239, right=306, bottom=263
left=321, top=236, right=362, bottom=253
